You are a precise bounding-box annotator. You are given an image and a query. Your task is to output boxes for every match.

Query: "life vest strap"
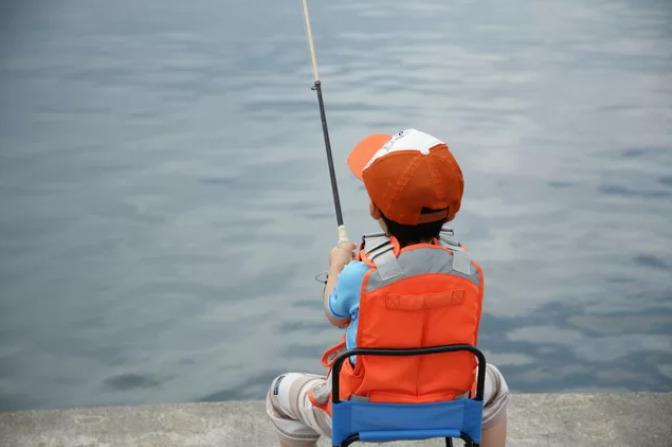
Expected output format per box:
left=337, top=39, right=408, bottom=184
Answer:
left=438, top=226, right=460, bottom=248
left=363, top=233, right=391, bottom=255
left=372, top=249, right=403, bottom=281
left=451, top=250, right=472, bottom=274
left=439, top=227, right=473, bottom=275
left=362, top=234, right=404, bottom=281
left=386, top=290, right=465, bottom=310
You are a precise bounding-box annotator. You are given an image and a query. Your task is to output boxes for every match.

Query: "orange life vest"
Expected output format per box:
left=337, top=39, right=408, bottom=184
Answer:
left=309, top=228, right=484, bottom=415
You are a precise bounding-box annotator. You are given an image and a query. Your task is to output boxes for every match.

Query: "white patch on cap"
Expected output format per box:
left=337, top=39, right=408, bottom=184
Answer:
left=363, top=129, right=444, bottom=171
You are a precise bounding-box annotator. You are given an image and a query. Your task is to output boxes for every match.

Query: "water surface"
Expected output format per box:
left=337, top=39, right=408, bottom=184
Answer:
left=0, top=0, right=671, bottom=410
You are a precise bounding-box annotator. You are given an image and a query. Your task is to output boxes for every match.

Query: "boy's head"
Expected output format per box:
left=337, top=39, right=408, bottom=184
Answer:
left=348, top=129, right=464, bottom=244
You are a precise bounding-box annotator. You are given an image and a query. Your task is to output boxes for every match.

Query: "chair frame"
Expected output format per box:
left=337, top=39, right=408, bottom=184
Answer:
left=331, top=344, right=486, bottom=447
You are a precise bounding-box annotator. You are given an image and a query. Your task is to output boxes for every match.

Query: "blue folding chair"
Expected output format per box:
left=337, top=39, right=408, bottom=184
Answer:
left=330, top=344, right=486, bottom=447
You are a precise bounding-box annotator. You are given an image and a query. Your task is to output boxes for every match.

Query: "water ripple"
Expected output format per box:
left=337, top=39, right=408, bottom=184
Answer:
left=1, top=0, right=671, bottom=410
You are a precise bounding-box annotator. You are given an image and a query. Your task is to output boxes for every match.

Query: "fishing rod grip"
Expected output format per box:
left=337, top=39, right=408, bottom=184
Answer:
left=338, top=225, right=349, bottom=244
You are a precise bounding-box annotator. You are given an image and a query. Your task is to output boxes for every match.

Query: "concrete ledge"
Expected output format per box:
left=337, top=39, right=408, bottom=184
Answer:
left=1, top=393, right=670, bottom=447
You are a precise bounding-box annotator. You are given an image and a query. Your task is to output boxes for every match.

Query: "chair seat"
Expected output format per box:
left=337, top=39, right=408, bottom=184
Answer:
left=359, top=429, right=461, bottom=442
left=331, top=399, right=483, bottom=446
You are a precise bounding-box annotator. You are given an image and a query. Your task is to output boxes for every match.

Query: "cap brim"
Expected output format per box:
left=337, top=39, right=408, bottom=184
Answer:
left=347, top=133, right=392, bottom=180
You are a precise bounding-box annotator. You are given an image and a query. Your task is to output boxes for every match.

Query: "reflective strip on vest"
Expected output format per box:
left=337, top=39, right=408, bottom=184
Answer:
left=366, top=246, right=480, bottom=293
left=371, top=250, right=404, bottom=282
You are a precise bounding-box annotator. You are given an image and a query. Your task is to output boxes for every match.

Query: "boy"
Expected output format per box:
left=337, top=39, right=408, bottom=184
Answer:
left=266, top=129, right=509, bottom=447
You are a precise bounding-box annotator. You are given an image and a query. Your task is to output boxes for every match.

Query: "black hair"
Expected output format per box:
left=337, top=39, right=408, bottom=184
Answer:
left=380, top=208, right=447, bottom=247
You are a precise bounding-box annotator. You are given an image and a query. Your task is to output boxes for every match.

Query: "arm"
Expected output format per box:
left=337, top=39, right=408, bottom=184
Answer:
left=323, top=241, right=356, bottom=327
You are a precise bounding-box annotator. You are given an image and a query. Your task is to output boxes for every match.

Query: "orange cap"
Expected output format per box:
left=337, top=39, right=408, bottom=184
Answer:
left=347, top=129, right=464, bottom=225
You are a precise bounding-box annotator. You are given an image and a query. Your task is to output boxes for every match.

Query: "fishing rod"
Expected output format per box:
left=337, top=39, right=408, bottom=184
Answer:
left=301, top=0, right=348, bottom=244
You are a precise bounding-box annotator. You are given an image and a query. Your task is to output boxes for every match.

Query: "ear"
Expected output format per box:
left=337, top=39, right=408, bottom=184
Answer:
left=369, top=200, right=382, bottom=220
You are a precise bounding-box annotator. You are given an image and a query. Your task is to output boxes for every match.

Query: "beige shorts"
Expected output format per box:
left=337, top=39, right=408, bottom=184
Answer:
left=266, top=364, right=509, bottom=446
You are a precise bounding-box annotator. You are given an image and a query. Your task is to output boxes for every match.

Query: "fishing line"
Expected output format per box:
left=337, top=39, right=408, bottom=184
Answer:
left=301, top=0, right=348, bottom=244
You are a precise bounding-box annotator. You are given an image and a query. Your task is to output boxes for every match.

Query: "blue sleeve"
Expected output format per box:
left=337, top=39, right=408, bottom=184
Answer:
left=327, top=261, right=369, bottom=319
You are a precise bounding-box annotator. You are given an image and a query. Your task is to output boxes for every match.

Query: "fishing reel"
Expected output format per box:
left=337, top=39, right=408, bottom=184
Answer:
left=315, top=271, right=328, bottom=285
